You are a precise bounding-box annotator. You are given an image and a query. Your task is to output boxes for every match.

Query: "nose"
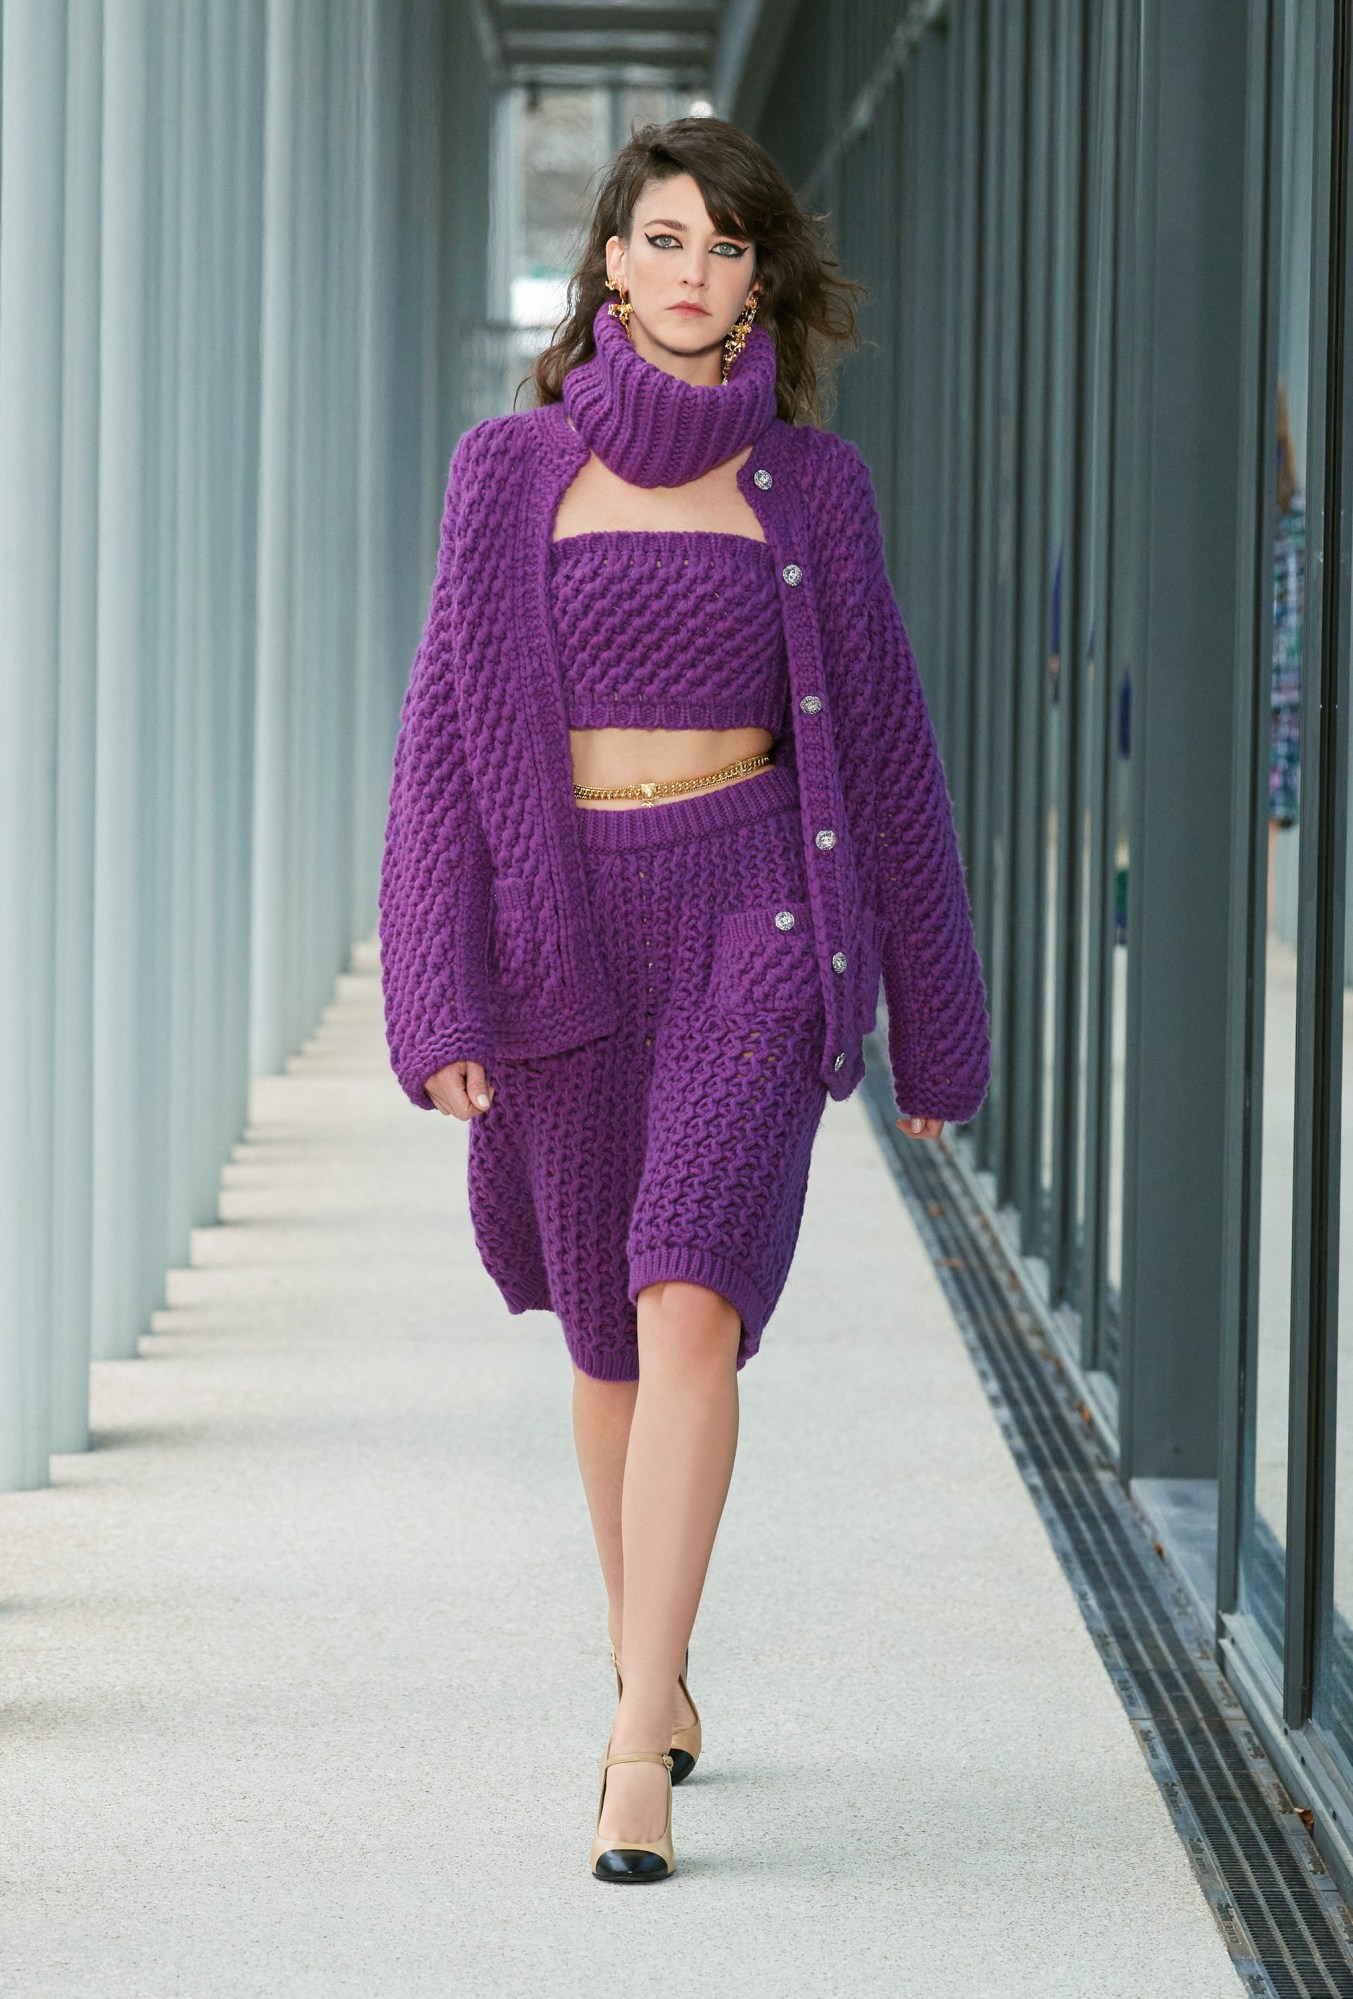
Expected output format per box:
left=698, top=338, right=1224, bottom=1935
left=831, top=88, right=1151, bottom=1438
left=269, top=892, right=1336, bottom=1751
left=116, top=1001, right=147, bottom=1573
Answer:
left=676, top=248, right=709, bottom=287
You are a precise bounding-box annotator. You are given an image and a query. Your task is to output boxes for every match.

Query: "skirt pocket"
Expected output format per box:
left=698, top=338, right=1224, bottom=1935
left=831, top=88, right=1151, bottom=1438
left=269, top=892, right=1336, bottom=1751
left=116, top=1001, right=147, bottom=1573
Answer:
left=707, top=896, right=823, bottom=1018
left=488, top=876, right=533, bottom=991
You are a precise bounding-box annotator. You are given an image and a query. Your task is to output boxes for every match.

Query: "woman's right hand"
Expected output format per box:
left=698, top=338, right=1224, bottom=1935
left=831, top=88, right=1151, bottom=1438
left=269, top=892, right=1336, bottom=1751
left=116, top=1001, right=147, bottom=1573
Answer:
left=426, top=1059, right=495, bottom=1120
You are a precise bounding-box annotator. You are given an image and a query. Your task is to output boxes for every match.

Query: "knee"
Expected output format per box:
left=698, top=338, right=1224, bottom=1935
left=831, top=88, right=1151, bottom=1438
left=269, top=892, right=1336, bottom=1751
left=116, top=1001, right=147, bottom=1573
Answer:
left=635, top=1280, right=741, bottom=1382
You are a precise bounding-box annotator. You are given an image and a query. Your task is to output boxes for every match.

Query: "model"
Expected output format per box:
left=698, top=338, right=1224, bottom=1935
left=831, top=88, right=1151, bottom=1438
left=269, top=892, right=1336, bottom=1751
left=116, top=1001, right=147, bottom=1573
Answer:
left=378, top=116, right=991, bottom=1883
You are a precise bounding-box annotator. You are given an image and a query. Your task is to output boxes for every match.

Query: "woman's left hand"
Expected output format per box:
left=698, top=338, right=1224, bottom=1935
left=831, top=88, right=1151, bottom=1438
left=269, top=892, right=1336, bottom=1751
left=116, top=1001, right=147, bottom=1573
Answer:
left=896, top=1116, right=944, bottom=1141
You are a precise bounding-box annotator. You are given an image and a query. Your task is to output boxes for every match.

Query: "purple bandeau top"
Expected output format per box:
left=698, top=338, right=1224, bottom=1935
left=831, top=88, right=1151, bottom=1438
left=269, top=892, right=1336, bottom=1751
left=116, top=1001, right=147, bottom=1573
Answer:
left=547, top=527, right=789, bottom=734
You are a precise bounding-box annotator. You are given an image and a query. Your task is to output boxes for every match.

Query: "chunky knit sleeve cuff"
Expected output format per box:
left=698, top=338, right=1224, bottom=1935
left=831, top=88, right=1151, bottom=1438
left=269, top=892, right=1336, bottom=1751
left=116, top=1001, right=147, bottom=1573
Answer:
left=847, top=456, right=992, bottom=1128
left=378, top=435, right=495, bottom=1110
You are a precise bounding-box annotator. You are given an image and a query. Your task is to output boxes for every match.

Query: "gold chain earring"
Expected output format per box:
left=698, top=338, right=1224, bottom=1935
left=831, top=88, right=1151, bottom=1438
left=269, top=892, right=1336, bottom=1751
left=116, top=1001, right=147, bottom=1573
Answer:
left=721, top=289, right=760, bottom=383
left=605, top=276, right=633, bottom=338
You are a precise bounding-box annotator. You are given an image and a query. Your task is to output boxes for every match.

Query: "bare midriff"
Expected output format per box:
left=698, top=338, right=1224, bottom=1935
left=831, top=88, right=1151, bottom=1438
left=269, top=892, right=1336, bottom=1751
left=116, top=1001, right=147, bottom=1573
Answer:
left=556, top=439, right=775, bottom=811
left=568, top=723, right=776, bottom=811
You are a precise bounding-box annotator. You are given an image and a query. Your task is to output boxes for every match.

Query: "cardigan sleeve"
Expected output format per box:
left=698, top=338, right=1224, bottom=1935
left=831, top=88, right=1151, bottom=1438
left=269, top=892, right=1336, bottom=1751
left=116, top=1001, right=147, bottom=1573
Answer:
left=378, top=433, right=495, bottom=1109
left=845, top=449, right=992, bottom=1126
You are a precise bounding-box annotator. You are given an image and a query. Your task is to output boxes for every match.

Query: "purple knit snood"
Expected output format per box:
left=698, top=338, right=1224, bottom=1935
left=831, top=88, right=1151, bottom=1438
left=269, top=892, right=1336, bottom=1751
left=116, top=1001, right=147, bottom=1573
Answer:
left=560, top=300, right=779, bottom=488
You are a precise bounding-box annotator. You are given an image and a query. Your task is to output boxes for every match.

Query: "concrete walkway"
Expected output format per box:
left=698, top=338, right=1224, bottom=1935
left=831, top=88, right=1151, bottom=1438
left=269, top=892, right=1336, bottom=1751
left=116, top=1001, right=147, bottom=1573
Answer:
left=2, top=939, right=1242, bottom=1998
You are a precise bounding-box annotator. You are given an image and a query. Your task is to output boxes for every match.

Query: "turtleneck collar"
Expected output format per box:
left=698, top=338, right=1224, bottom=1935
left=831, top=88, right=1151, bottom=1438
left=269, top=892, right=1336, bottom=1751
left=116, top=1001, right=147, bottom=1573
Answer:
left=560, top=300, right=779, bottom=488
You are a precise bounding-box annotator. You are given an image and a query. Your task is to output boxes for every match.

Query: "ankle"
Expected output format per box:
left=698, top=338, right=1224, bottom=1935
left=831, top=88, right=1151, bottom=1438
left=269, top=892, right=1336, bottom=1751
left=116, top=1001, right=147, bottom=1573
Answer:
left=611, top=1691, right=673, bottom=1750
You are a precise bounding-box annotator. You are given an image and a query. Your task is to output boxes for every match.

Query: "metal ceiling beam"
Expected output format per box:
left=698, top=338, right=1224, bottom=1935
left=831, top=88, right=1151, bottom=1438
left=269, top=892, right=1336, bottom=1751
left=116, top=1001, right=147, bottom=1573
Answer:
left=486, top=0, right=721, bottom=85
left=512, top=65, right=705, bottom=88
left=501, top=31, right=712, bottom=58
left=498, top=2, right=718, bottom=28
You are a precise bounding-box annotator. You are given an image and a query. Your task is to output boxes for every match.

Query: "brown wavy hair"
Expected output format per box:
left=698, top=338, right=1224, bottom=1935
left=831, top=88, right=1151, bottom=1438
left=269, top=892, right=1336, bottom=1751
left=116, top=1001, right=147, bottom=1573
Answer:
left=526, top=117, right=865, bottom=427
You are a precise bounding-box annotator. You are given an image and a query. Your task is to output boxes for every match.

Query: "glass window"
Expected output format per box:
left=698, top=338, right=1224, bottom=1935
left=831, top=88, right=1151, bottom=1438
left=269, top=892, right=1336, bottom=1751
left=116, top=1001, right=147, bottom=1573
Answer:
left=1037, top=0, right=1082, bottom=1274
left=1240, top=0, right=1318, bottom=1664
left=1314, top=6, right=1353, bottom=1774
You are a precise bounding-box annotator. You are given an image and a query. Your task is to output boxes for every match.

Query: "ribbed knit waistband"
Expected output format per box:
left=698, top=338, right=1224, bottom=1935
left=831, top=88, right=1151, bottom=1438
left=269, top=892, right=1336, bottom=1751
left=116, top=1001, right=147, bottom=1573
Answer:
left=573, top=756, right=799, bottom=853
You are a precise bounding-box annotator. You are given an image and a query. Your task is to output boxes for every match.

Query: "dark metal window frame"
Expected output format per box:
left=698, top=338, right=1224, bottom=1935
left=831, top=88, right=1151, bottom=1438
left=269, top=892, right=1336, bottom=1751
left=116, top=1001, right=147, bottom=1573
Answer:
left=1219, top=0, right=1353, bottom=1906
left=948, top=0, right=1132, bottom=1429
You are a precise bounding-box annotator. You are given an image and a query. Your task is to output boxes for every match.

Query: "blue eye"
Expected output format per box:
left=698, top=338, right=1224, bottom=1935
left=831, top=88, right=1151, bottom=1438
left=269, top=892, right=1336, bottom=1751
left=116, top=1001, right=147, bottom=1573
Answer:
left=643, top=233, right=749, bottom=257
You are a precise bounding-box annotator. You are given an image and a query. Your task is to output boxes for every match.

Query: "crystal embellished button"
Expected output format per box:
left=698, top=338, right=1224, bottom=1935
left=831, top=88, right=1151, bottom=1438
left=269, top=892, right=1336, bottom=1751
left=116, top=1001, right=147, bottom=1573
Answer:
left=799, top=693, right=823, bottom=714
left=781, top=563, right=803, bottom=587
left=774, top=909, right=796, bottom=931
left=815, top=829, right=836, bottom=850
left=831, top=951, right=847, bottom=973
left=753, top=468, right=773, bottom=490
left=833, top=1052, right=846, bottom=1071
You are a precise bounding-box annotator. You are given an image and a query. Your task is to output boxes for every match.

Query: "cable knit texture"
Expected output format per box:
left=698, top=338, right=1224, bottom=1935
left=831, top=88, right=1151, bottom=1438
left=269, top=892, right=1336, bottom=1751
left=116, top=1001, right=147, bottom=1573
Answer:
left=549, top=529, right=788, bottom=731
left=378, top=308, right=992, bottom=1127
left=560, top=301, right=778, bottom=486
left=467, top=763, right=826, bottom=1379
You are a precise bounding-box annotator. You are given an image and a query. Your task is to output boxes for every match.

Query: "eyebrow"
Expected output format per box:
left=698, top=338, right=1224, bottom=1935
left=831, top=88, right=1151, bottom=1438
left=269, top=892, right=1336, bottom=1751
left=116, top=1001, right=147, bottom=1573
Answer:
left=642, top=216, right=749, bottom=239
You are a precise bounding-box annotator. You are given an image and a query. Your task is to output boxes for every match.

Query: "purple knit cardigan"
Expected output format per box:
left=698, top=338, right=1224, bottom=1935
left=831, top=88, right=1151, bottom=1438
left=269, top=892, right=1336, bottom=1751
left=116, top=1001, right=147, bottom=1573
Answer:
left=379, top=305, right=992, bottom=1125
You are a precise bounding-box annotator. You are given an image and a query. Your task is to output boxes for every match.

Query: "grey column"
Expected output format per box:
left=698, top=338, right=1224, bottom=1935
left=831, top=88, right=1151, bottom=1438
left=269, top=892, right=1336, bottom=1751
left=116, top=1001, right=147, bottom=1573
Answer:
left=138, top=0, right=178, bottom=1318
left=251, top=0, right=300, bottom=1078
left=91, top=0, right=159, bottom=1366
left=165, top=0, right=209, bottom=1251
left=352, top=0, right=401, bottom=938
left=0, top=0, right=69, bottom=1487
left=50, top=0, right=105, bottom=1453
left=211, top=0, right=266, bottom=1181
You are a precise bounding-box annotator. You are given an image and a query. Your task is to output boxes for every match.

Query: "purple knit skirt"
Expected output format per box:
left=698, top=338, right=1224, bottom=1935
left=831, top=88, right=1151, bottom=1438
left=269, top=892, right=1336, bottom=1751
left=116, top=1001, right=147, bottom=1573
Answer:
left=465, top=758, right=830, bottom=1381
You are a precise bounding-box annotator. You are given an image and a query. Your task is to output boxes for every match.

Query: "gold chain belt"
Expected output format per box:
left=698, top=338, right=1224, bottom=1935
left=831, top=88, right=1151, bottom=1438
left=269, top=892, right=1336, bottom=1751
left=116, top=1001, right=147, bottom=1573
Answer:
left=572, top=751, right=775, bottom=805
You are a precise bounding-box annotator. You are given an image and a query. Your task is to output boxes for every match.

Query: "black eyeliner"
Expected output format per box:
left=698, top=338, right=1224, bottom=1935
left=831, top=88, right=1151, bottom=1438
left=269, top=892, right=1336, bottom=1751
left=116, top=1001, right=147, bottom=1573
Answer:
left=643, top=233, right=748, bottom=256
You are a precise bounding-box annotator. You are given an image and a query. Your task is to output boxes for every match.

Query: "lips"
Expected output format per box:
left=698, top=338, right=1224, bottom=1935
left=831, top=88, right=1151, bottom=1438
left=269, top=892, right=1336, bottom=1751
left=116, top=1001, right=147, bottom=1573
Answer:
left=668, top=303, right=709, bottom=316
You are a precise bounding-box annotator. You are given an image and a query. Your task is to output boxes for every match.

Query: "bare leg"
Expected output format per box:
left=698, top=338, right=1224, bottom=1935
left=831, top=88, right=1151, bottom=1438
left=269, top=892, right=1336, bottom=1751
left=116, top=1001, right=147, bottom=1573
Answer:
left=595, top=1279, right=742, bottom=1847
left=570, top=1363, right=699, bottom=1728
left=570, top=1366, right=636, bottom=1654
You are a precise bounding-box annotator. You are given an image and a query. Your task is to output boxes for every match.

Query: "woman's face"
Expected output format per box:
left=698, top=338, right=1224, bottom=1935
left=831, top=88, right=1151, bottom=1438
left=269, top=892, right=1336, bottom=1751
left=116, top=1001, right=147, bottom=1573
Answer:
left=605, top=172, right=759, bottom=368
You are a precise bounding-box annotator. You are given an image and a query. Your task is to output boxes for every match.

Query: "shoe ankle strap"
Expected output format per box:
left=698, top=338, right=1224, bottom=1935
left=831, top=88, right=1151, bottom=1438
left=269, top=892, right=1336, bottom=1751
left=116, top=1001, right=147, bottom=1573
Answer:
left=602, top=1749, right=674, bottom=1770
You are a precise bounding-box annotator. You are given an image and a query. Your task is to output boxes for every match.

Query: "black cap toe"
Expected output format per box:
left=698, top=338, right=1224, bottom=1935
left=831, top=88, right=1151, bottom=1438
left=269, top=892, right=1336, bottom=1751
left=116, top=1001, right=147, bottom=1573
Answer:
left=593, top=1848, right=672, bottom=1883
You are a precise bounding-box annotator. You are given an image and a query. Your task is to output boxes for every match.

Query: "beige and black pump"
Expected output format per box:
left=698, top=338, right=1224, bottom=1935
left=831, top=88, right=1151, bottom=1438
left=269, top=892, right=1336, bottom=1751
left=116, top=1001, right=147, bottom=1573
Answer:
left=608, top=1643, right=702, bottom=1783
left=590, top=1747, right=676, bottom=1883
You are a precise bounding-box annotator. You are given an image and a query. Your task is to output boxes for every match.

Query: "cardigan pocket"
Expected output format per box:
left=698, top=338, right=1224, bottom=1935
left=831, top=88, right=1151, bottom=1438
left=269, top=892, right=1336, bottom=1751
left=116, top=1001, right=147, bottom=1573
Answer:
left=707, top=898, right=823, bottom=1018
left=488, top=876, right=534, bottom=992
